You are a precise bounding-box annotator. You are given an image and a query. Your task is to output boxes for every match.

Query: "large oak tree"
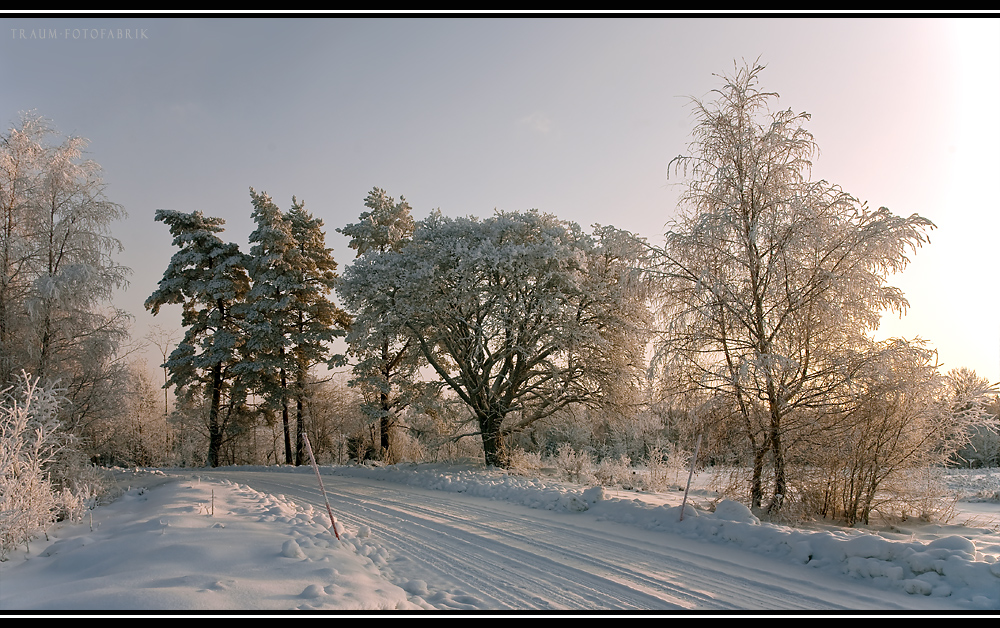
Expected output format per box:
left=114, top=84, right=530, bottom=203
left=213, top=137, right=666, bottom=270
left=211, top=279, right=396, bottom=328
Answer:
left=340, top=208, right=650, bottom=467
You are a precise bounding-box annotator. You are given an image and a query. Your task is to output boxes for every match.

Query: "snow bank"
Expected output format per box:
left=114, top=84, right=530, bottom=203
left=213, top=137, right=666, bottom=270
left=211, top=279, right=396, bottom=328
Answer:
left=0, top=474, right=424, bottom=611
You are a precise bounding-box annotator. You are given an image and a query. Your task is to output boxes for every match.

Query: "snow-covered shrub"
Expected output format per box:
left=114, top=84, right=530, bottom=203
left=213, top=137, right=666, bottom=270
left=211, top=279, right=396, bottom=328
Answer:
left=593, top=454, right=634, bottom=489
left=507, top=447, right=544, bottom=476
left=665, top=442, right=692, bottom=483
left=641, top=446, right=672, bottom=492
left=0, top=372, right=114, bottom=560
left=1, top=373, right=65, bottom=560
left=551, top=444, right=593, bottom=484
left=801, top=347, right=992, bottom=526
left=893, top=467, right=957, bottom=524
left=388, top=428, right=425, bottom=463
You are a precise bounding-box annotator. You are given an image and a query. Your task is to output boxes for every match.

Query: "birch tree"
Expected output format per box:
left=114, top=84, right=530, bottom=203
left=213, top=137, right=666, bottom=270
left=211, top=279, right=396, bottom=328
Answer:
left=650, top=62, right=935, bottom=512
left=0, top=114, right=46, bottom=384
left=0, top=112, right=131, bottom=439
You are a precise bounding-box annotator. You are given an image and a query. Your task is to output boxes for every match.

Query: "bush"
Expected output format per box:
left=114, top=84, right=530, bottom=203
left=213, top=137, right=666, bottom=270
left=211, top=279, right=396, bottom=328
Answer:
left=593, top=454, right=634, bottom=489
left=1, top=373, right=64, bottom=559
left=0, top=372, right=109, bottom=560
left=641, top=445, right=672, bottom=492
left=552, top=443, right=593, bottom=484
left=507, top=447, right=544, bottom=476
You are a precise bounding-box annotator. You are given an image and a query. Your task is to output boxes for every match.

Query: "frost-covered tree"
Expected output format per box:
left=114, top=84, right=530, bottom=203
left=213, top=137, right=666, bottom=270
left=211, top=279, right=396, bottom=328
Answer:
left=284, top=196, right=349, bottom=464
left=145, top=210, right=250, bottom=467
left=341, top=209, right=650, bottom=467
left=0, top=112, right=131, bottom=441
left=650, top=62, right=935, bottom=512
left=0, top=115, right=46, bottom=384
left=238, top=188, right=347, bottom=465
left=946, top=367, right=1000, bottom=468
left=337, top=187, right=426, bottom=460
left=338, top=187, right=415, bottom=257
left=240, top=188, right=299, bottom=464
left=810, top=342, right=997, bottom=525
left=86, top=360, right=172, bottom=467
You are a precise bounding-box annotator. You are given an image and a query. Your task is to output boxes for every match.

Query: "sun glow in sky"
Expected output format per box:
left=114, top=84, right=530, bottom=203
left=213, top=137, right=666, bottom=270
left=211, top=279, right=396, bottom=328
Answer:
left=871, top=19, right=1000, bottom=384
left=1, top=15, right=997, bottom=385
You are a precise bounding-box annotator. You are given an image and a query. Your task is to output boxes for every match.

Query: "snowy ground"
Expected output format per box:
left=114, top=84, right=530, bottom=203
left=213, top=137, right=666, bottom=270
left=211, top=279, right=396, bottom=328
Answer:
left=1, top=463, right=999, bottom=614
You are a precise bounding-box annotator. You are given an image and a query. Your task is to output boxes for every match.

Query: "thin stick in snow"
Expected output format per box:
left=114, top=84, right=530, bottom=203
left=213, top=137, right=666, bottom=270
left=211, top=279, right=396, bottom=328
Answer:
left=679, top=433, right=702, bottom=522
left=302, top=432, right=341, bottom=540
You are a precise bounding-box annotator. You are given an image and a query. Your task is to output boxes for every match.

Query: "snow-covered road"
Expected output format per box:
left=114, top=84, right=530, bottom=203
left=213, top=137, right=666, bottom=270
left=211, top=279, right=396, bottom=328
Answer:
left=201, top=468, right=963, bottom=611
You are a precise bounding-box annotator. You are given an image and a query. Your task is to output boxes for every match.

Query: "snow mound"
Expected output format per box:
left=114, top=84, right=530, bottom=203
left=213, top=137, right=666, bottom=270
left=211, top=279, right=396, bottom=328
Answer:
left=713, top=499, right=760, bottom=524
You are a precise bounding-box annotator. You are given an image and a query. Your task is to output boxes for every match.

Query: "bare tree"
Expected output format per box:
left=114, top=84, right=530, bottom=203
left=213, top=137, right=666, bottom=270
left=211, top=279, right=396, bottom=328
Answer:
left=145, top=324, right=180, bottom=417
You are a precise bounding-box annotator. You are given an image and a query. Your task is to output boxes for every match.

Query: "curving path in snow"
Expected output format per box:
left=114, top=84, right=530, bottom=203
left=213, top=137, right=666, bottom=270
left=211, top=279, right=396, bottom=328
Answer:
left=201, top=468, right=961, bottom=611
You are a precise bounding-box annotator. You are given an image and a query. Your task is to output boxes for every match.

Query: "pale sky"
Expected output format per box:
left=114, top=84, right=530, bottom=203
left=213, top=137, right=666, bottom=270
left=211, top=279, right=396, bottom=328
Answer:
left=2, top=15, right=998, bottom=385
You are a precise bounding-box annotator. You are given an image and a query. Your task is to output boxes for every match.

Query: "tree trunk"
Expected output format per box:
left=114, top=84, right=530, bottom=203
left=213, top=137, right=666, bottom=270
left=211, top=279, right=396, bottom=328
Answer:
left=479, top=410, right=508, bottom=468
left=295, top=390, right=305, bottom=466
left=280, top=365, right=292, bottom=465
left=766, top=396, right=786, bottom=513
left=751, top=443, right=768, bottom=509
left=0, top=266, right=8, bottom=385
left=294, top=362, right=309, bottom=466
left=207, top=361, right=224, bottom=467
left=379, top=338, right=392, bottom=460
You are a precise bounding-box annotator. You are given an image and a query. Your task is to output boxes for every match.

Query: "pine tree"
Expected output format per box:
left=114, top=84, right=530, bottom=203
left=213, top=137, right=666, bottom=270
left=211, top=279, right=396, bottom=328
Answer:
left=240, top=188, right=298, bottom=464
left=145, top=210, right=249, bottom=467
left=285, top=196, right=348, bottom=465
left=337, top=187, right=423, bottom=461
left=240, top=189, right=347, bottom=465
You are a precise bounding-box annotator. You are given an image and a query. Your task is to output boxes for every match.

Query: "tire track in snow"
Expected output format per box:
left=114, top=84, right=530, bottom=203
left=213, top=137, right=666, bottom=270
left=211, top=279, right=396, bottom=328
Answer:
left=203, top=470, right=911, bottom=610
left=207, top=471, right=686, bottom=609
left=318, top=480, right=851, bottom=610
